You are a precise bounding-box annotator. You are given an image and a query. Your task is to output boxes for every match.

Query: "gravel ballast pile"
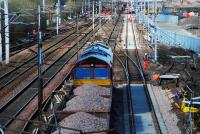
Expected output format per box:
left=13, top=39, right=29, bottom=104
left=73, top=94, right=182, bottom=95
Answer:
left=64, top=95, right=110, bottom=111
left=63, top=84, right=111, bottom=111
left=73, top=84, right=110, bottom=97
left=52, top=112, right=107, bottom=134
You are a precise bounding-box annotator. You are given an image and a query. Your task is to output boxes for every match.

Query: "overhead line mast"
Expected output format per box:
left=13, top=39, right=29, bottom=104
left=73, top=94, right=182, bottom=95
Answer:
left=37, top=0, right=43, bottom=123
left=1, top=0, right=10, bottom=64
left=0, top=10, right=2, bottom=62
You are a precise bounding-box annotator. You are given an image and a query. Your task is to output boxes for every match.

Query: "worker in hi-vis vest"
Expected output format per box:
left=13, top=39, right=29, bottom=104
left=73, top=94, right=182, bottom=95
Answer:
left=143, top=53, right=150, bottom=69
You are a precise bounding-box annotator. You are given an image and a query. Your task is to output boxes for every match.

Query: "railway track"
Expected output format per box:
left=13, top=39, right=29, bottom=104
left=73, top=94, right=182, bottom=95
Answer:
left=19, top=17, right=121, bottom=133
left=0, top=18, right=107, bottom=130
left=9, top=21, right=78, bottom=56
left=0, top=20, right=99, bottom=90
left=107, top=14, right=133, bottom=134
left=110, top=13, right=162, bottom=134
left=126, top=14, right=161, bottom=133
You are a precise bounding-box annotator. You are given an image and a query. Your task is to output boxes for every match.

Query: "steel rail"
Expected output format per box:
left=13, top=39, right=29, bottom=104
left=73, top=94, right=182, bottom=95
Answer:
left=113, top=41, right=145, bottom=79
left=107, top=14, right=135, bottom=134
left=130, top=14, right=162, bottom=133
left=22, top=75, right=73, bottom=134
left=107, top=14, right=133, bottom=134
left=111, top=13, right=160, bottom=133
left=125, top=14, right=135, bottom=134
left=0, top=23, right=78, bottom=80
left=0, top=19, right=107, bottom=129
left=22, top=17, right=121, bottom=134
left=0, top=34, right=77, bottom=89
left=0, top=20, right=100, bottom=90
left=9, top=21, right=78, bottom=56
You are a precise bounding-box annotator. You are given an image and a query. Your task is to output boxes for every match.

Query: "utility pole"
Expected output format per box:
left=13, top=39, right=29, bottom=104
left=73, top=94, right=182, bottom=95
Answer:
left=147, top=0, right=150, bottom=42
left=92, top=0, right=94, bottom=32
left=56, top=2, right=59, bottom=35
left=76, top=2, right=79, bottom=59
left=84, top=0, right=87, bottom=13
left=0, top=11, right=2, bottom=62
left=89, top=0, right=91, bottom=17
left=188, top=92, right=193, bottom=134
left=112, top=0, right=113, bottom=15
left=58, top=0, right=61, bottom=25
left=147, top=0, right=150, bottom=16
left=99, top=0, right=101, bottom=28
left=42, top=0, right=45, bottom=12
left=0, top=128, right=4, bottom=134
left=136, top=0, right=139, bottom=23
left=96, top=1, right=98, bottom=15
left=56, top=0, right=61, bottom=35
left=3, top=0, right=9, bottom=64
left=82, top=1, right=84, bottom=15
left=134, top=0, right=136, bottom=16
left=153, top=0, right=157, bottom=63
left=144, top=0, right=146, bottom=14
left=37, top=5, right=43, bottom=122
left=114, top=1, right=117, bottom=16
left=184, top=86, right=194, bottom=134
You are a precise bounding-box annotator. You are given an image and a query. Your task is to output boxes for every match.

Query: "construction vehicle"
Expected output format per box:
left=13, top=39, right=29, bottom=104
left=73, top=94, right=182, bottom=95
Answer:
left=175, top=92, right=199, bottom=113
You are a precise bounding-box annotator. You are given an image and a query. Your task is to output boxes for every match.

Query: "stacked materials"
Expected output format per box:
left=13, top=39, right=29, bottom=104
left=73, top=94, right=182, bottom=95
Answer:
left=53, top=84, right=111, bottom=134
left=52, top=112, right=107, bottom=134
left=64, top=95, right=110, bottom=111
left=73, top=84, right=110, bottom=97
left=64, top=84, right=110, bottom=112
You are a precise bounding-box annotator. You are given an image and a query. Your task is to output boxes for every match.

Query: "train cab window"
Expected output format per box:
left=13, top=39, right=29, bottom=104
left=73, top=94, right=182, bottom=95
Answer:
left=75, top=68, right=90, bottom=79
left=93, top=68, right=110, bottom=79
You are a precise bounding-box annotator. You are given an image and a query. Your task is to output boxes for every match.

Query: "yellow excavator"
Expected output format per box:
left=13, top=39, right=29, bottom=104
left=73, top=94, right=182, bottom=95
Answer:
left=175, top=94, right=199, bottom=113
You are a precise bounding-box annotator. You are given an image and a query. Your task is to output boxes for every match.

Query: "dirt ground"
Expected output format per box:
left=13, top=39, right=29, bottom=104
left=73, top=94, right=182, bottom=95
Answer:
left=141, top=33, right=200, bottom=132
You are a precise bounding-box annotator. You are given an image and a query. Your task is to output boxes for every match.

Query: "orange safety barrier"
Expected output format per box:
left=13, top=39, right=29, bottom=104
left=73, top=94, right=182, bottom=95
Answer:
left=143, top=61, right=149, bottom=69
left=153, top=74, right=159, bottom=81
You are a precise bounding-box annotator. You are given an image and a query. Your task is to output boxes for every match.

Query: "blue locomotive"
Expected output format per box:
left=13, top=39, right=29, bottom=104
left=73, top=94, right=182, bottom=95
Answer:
left=73, top=42, right=113, bottom=86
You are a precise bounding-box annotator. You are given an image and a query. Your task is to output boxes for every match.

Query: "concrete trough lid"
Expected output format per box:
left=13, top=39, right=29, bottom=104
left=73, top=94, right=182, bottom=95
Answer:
left=159, top=74, right=180, bottom=79
left=170, top=56, right=194, bottom=63
left=170, top=56, right=191, bottom=59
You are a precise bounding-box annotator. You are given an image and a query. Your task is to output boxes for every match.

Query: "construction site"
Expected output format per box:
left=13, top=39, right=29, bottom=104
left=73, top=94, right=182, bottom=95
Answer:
left=0, top=0, right=200, bottom=134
